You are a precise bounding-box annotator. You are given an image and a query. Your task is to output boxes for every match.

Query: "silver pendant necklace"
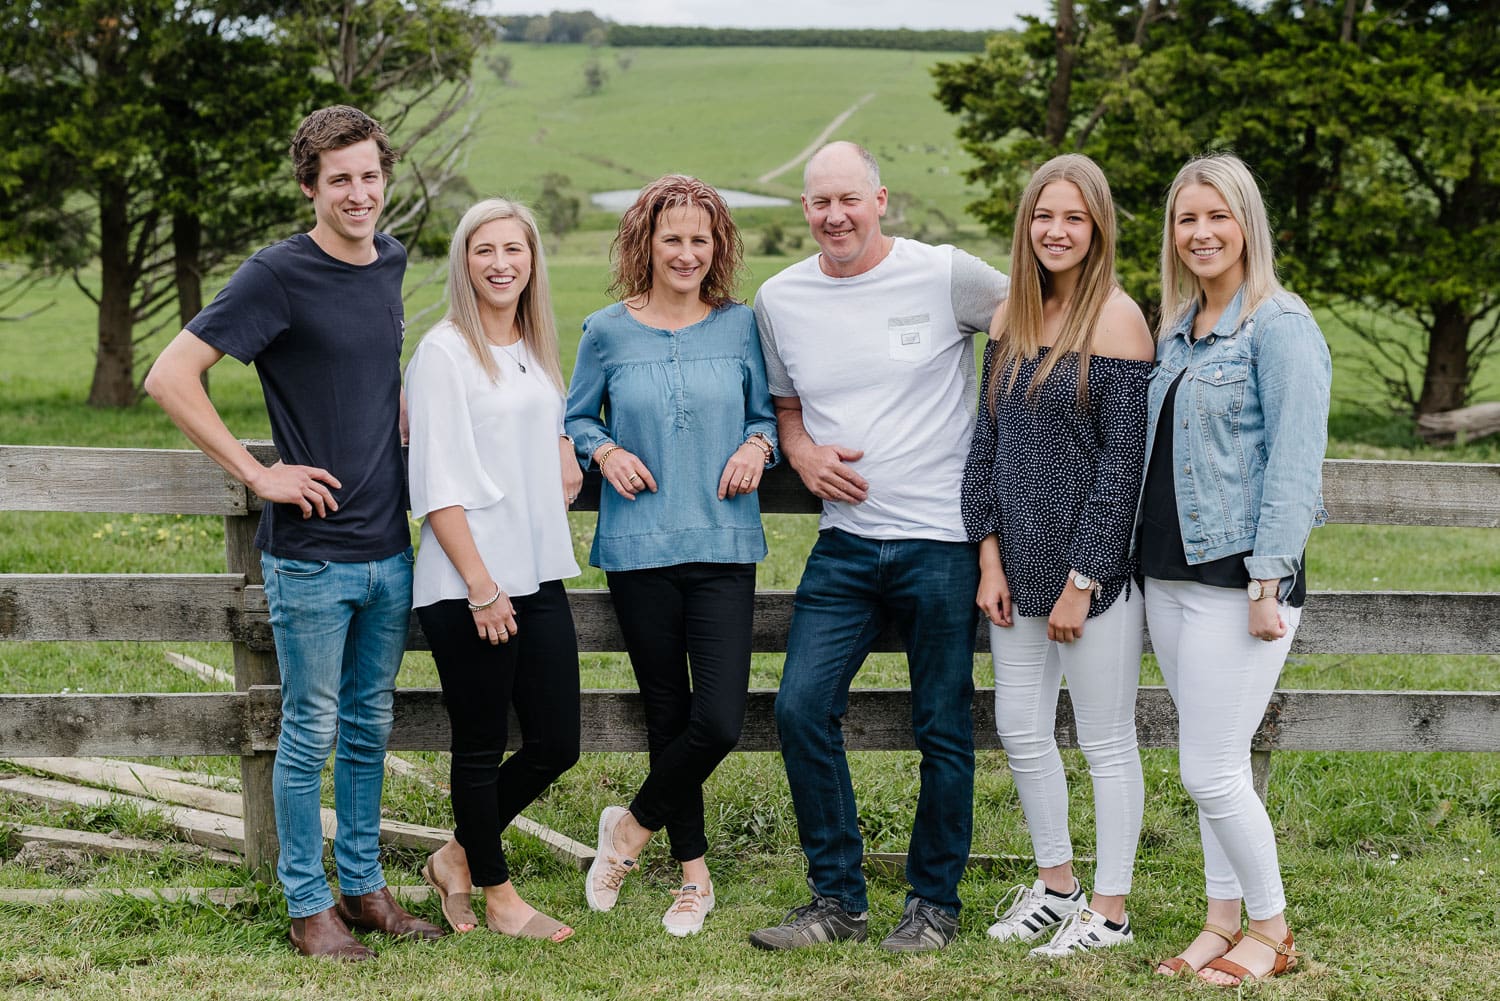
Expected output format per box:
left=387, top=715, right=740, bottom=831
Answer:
left=497, top=338, right=528, bottom=373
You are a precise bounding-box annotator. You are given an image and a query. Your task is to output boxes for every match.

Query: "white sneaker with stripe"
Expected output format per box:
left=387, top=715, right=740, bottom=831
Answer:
left=986, top=878, right=1085, bottom=942
left=1028, top=906, right=1133, bottom=958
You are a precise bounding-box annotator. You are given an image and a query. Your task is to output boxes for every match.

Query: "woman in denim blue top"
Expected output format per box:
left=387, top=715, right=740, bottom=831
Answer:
left=1143, top=155, right=1330, bottom=986
left=565, top=175, right=776, bottom=936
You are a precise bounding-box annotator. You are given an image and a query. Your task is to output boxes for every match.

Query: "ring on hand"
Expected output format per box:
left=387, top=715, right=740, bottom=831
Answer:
left=628, top=473, right=641, bottom=484
left=740, top=477, right=752, bottom=486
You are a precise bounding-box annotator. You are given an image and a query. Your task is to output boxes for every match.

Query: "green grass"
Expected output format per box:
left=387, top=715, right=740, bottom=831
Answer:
left=2, top=38, right=1499, bottom=1001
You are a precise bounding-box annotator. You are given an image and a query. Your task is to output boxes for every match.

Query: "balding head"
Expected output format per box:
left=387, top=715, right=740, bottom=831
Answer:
left=800, top=141, right=890, bottom=278
left=804, top=141, right=881, bottom=195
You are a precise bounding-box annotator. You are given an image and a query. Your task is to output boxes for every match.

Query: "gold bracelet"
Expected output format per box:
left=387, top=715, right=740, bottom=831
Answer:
left=596, top=444, right=620, bottom=468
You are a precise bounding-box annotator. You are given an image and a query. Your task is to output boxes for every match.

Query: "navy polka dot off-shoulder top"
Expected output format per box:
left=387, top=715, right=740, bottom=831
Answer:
left=961, top=342, right=1151, bottom=618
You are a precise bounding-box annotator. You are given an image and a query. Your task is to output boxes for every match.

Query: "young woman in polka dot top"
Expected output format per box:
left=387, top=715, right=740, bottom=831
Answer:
left=960, top=154, right=1154, bottom=958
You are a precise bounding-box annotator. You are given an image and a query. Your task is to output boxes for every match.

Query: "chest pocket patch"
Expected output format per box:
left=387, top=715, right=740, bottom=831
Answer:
left=1197, top=360, right=1249, bottom=416
left=888, top=313, right=932, bottom=363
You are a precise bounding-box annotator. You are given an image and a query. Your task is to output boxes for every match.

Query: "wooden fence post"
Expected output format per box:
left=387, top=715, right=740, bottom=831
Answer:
left=1251, top=749, right=1271, bottom=802
left=225, top=510, right=279, bottom=880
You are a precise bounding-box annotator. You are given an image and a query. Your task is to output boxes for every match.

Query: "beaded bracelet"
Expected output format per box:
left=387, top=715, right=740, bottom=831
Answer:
left=745, top=433, right=774, bottom=466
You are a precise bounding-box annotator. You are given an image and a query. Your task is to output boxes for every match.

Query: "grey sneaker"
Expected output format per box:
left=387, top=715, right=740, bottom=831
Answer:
left=879, top=897, right=959, bottom=953
left=749, top=895, right=868, bottom=951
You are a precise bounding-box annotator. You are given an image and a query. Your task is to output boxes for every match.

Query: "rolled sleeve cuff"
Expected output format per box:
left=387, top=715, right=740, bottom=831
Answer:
left=1244, top=553, right=1302, bottom=581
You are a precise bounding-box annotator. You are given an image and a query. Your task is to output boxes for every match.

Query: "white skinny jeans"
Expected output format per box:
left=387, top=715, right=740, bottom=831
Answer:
left=1144, top=577, right=1301, bottom=919
left=990, top=593, right=1145, bottom=896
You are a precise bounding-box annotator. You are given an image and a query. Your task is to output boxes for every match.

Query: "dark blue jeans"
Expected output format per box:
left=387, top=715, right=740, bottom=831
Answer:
left=775, top=528, right=979, bottom=916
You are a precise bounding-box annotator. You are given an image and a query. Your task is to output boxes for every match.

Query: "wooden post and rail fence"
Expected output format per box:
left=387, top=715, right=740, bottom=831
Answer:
left=2, top=443, right=1498, bottom=879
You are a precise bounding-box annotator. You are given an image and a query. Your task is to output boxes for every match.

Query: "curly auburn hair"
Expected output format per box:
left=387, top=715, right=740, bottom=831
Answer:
left=608, top=175, right=745, bottom=309
left=289, top=105, right=398, bottom=190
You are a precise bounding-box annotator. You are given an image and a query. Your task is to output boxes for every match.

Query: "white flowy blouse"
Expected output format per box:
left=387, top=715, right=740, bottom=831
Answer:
left=406, top=320, right=579, bottom=607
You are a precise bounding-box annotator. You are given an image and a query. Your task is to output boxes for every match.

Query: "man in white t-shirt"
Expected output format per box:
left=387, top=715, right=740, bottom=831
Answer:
left=748, top=142, right=1008, bottom=953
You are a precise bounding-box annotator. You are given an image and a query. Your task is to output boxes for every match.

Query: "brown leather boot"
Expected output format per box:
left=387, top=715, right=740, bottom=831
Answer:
left=337, top=886, right=444, bottom=941
left=288, top=905, right=376, bottom=961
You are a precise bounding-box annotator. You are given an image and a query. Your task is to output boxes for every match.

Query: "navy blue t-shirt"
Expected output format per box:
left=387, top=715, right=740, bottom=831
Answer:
left=188, top=232, right=410, bottom=561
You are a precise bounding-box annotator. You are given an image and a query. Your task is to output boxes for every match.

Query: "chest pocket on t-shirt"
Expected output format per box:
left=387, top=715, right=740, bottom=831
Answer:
left=888, top=313, right=932, bottom=363
left=388, top=304, right=406, bottom=354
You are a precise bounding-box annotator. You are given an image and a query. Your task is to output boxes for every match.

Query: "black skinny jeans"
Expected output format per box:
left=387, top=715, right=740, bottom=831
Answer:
left=416, top=580, right=581, bottom=887
left=605, top=562, right=754, bottom=862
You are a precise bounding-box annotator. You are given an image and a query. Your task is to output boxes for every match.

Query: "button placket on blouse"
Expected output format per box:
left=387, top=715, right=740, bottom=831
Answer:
left=669, top=327, right=688, bottom=431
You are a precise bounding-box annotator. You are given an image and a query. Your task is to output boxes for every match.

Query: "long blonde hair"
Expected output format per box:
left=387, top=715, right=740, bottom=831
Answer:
left=989, top=154, right=1119, bottom=409
left=1159, top=154, right=1283, bottom=337
left=442, top=198, right=565, bottom=391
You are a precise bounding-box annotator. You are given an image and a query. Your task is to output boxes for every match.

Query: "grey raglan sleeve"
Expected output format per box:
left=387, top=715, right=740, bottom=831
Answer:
left=753, top=293, right=796, bottom=398
left=949, top=247, right=1009, bottom=334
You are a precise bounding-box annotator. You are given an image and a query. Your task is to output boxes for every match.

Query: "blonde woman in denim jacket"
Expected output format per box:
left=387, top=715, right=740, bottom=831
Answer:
left=1139, top=154, right=1330, bottom=987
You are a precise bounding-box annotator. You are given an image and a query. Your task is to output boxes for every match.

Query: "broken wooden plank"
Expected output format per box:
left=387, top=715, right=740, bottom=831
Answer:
left=164, top=651, right=233, bottom=687
left=0, top=774, right=243, bottom=853
left=3, top=759, right=457, bottom=855
left=5, top=758, right=244, bottom=817
left=6, top=823, right=240, bottom=866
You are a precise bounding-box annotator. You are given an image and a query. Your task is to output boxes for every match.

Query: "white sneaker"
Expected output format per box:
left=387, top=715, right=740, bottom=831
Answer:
left=1028, top=907, right=1133, bottom=958
left=987, top=879, right=1084, bottom=942
left=661, top=882, right=715, bottom=937
left=584, top=805, right=637, bottom=912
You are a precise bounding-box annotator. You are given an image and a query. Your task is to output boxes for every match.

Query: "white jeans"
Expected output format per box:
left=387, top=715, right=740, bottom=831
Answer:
left=1144, top=577, right=1301, bottom=919
left=990, top=593, right=1145, bottom=896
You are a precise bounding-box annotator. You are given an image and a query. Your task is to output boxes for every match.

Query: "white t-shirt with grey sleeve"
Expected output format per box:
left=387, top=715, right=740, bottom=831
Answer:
left=754, top=238, right=1008, bottom=541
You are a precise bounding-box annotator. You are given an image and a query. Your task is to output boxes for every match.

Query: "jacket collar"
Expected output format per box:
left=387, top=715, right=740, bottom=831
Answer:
left=1165, top=285, right=1249, bottom=345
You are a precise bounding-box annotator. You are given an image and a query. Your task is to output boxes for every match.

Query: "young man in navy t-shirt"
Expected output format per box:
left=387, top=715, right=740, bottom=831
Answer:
left=146, top=105, right=441, bottom=959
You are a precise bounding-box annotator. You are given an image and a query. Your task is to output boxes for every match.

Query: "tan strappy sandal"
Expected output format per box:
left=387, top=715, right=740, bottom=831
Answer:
left=1154, top=922, right=1242, bottom=977
left=1199, top=927, right=1299, bottom=986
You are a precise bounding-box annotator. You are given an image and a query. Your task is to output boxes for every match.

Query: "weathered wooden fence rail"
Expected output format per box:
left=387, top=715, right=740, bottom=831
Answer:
left=3, top=443, right=1499, bottom=876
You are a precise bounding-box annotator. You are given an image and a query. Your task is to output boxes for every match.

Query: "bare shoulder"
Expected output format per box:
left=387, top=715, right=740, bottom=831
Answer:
left=1092, top=290, right=1153, bottom=362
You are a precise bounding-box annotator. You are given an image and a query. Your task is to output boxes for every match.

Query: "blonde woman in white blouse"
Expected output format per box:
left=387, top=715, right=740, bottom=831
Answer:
left=405, top=199, right=583, bottom=942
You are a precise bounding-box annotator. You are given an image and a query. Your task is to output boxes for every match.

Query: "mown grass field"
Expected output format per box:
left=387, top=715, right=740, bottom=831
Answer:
left=1, top=40, right=1498, bottom=1001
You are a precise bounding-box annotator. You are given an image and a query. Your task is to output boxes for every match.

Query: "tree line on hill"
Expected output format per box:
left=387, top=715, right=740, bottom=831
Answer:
left=497, top=11, right=989, bottom=51
left=936, top=0, right=1499, bottom=418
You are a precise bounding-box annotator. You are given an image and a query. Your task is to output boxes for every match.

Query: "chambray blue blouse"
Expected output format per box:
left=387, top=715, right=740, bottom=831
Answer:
left=564, top=302, right=777, bottom=571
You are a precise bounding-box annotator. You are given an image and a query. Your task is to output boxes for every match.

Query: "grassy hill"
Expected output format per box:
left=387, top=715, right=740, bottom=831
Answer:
left=463, top=43, right=989, bottom=225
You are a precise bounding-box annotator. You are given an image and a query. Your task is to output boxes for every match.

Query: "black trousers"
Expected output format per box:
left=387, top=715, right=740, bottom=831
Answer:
left=605, top=562, right=754, bottom=862
left=416, top=581, right=580, bottom=886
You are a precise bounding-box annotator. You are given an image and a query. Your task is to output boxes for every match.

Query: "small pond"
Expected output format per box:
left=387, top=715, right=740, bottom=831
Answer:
left=590, top=188, right=792, bottom=211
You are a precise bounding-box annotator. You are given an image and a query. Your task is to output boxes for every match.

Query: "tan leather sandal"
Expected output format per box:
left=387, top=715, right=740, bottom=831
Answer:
left=1199, top=926, right=1299, bottom=986
left=1154, top=922, right=1242, bottom=977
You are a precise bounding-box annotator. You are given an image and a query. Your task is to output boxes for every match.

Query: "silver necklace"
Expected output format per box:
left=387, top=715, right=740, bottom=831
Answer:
left=495, top=338, right=528, bottom=373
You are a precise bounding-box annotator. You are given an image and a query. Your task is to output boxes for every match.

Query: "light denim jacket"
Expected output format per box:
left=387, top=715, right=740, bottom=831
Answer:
left=564, top=302, right=777, bottom=571
left=1138, top=287, right=1331, bottom=585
